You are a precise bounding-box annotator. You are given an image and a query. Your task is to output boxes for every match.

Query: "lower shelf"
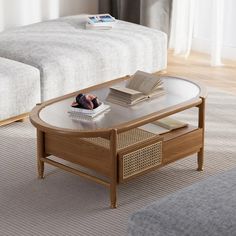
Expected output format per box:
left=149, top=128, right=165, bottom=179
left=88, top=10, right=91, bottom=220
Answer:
left=118, top=126, right=203, bottom=182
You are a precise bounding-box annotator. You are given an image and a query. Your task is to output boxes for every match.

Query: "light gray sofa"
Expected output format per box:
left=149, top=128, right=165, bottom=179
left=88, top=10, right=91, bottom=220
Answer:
left=0, top=57, right=40, bottom=121
left=128, top=168, right=236, bottom=236
left=0, top=15, right=167, bottom=123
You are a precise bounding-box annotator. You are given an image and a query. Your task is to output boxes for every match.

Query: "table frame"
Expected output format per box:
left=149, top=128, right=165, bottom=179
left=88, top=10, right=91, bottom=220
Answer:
left=30, top=76, right=207, bottom=208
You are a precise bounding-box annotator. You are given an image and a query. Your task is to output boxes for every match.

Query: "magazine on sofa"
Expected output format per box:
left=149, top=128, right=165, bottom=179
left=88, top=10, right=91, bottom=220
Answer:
left=86, top=14, right=116, bottom=30
left=106, top=71, right=165, bottom=106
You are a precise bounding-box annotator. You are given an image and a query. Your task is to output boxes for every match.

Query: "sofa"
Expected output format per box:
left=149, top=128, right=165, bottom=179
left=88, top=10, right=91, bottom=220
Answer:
left=0, top=15, right=167, bottom=124
left=128, top=168, right=236, bottom=236
left=0, top=57, right=40, bottom=121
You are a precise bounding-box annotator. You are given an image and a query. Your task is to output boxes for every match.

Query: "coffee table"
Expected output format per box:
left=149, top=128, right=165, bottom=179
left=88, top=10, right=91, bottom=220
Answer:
left=30, top=75, right=207, bottom=208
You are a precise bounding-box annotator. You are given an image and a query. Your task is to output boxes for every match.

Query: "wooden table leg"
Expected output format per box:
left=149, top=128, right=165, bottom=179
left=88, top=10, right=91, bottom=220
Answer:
left=37, top=130, right=45, bottom=178
left=197, top=98, right=205, bottom=171
left=110, top=184, right=117, bottom=209
left=110, top=129, right=118, bottom=208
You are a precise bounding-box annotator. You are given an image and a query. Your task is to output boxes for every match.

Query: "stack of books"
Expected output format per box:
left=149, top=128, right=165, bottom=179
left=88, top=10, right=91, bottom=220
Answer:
left=85, top=14, right=116, bottom=30
left=68, top=102, right=110, bottom=120
left=106, top=71, right=165, bottom=106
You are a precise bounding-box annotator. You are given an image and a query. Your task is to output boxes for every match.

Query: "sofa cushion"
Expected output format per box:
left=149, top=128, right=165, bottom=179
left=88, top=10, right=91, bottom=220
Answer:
left=128, top=168, right=236, bottom=236
left=0, top=15, right=167, bottom=101
left=0, top=57, right=40, bottom=120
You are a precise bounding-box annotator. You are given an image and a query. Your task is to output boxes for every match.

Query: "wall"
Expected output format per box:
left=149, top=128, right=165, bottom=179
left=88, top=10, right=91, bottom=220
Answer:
left=0, top=0, right=99, bottom=31
left=192, top=0, right=236, bottom=60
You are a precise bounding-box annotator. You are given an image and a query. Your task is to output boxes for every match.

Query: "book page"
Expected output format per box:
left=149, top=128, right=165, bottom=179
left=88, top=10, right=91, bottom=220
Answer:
left=110, top=86, right=142, bottom=96
left=148, top=88, right=165, bottom=99
left=107, top=86, right=145, bottom=105
left=127, top=71, right=162, bottom=95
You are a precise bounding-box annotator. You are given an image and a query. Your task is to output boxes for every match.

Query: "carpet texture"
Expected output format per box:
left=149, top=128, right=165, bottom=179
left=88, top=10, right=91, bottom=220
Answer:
left=127, top=167, right=236, bottom=236
left=1, top=88, right=236, bottom=236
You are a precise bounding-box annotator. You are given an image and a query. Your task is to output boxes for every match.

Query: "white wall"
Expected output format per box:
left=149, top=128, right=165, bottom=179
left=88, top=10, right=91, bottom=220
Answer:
left=192, top=0, right=236, bottom=60
left=0, top=0, right=99, bottom=31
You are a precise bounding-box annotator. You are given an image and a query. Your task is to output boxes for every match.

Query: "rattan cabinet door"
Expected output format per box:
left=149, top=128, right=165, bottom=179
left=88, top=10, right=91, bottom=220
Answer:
left=118, top=136, right=163, bottom=182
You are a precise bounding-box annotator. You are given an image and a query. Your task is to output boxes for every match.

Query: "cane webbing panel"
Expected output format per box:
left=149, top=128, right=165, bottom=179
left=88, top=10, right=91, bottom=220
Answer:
left=82, top=128, right=157, bottom=150
left=121, top=141, right=162, bottom=180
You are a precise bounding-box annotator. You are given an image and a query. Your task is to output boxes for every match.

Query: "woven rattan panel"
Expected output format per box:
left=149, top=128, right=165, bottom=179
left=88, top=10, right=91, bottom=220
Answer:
left=121, top=141, right=162, bottom=180
left=82, top=128, right=157, bottom=150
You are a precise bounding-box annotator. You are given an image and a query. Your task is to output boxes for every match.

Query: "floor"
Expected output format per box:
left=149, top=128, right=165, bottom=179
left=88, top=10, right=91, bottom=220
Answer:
left=1, top=51, right=236, bottom=236
left=1, top=87, right=236, bottom=236
left=166, top=50, right=236, bottom=94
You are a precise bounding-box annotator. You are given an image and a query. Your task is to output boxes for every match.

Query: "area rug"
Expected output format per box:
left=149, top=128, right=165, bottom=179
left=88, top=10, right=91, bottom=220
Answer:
left=1, top=88, right=236, bottom=236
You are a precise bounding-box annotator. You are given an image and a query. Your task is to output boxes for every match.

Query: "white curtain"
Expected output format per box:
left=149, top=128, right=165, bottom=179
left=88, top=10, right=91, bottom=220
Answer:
left=0, top=0, right=60, bottom=31
left=169, top=0, right=224, bottom=66
left=169, top=0, right=195, bottom=57
left=211, top=0, right=224, bottom=66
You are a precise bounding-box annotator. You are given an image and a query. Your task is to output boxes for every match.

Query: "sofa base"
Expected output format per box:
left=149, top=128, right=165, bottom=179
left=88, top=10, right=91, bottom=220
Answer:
left=0, top=113, right=29, bottom=127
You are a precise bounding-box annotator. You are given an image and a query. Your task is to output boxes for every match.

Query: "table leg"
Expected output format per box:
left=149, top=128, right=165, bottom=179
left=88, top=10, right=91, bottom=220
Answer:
left=37, top=130, right=45, bottom=178
left=110, top=129, right=118, bottom=208
left=197, top=150, right=204, bottom=171
left=197, top=98, right=205, bottom=171
left=110, top=184, right=117, bottom=209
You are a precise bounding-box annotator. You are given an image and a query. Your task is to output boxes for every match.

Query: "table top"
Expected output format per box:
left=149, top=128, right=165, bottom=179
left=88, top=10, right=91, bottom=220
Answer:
left=30, top=75, right=207, bottom=134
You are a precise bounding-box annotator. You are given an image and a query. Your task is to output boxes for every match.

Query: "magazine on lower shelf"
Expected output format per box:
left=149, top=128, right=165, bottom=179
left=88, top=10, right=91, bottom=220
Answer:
left=152, top=117, right=188, bottom=131
left=106, top=70, right=165, bottom=106
left=140, top=117, right=188, bottom=135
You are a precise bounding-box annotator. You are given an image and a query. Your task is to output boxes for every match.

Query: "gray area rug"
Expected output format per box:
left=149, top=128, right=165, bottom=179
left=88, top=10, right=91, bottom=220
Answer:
left=1, top=87, right=236, bottom=236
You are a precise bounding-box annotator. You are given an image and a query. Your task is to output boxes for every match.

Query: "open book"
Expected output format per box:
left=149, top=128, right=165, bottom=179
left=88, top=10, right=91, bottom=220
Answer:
left=106, top=71, right=165, bottom=106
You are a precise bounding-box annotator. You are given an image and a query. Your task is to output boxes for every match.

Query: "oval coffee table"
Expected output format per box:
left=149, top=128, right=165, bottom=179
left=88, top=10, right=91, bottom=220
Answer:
left=30, top=75, right=207, bottom=208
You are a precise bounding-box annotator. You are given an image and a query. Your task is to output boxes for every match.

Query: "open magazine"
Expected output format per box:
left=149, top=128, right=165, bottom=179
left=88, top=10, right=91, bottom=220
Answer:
left=106, top=71, right=165, bottom=106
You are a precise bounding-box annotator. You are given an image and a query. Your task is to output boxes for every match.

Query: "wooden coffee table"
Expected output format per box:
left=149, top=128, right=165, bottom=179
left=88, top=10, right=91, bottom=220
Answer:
left=30, top=75, right=207, bottom=208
